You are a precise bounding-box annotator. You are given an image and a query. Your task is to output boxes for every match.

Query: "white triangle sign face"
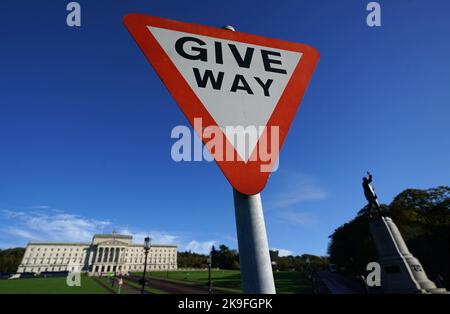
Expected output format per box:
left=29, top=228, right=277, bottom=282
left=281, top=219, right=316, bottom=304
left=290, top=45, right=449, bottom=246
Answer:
left=148, top=26, right=302, bottom=162
left=124, top=14, right=320, bottom=195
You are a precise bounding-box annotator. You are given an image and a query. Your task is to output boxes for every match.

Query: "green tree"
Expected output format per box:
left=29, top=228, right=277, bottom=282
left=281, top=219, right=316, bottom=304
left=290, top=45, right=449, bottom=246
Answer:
left=177, top=251, right=208, bottom=268
left=210, top=245, right=219, bottom=268
left=0, top=248, right=25, bottom=273
left=177, top=244, right=240, bottom=270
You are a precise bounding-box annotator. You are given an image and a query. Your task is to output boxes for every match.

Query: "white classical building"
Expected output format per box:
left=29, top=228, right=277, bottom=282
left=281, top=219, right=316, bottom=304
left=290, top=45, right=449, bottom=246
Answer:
left=17, top=232, right=177, bottom=275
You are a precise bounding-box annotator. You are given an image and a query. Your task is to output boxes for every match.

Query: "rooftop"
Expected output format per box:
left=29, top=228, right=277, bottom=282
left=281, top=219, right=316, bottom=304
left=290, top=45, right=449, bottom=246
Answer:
left=93, top=234, right=132, bottom=239
left=26, top=232, right=177, bottom=248
left=28, top=242, right=89, bottom=246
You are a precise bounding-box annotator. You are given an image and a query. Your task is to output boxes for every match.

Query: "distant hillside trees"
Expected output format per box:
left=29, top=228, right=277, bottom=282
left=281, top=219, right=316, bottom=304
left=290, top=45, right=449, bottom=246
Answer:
left=177, top=251, right=209, bottom=268
left=177, top=244, right=240, bottom=269
left=270, top=251, right=328, bottom=272
left=177, top=244, right=328, bottom=272
left=0, top=248, right=25, bottom=273
left=328, top=186, right=450, bottom=288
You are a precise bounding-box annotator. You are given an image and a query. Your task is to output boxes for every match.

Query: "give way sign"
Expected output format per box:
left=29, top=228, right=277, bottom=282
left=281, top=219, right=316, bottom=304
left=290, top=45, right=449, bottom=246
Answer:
left=123, top=14, right=319, bottom=195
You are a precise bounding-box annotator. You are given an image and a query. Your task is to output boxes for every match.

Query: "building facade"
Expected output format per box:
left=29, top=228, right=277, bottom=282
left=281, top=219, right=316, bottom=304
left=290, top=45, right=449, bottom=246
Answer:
left=17, top=232, right=177, bottom=275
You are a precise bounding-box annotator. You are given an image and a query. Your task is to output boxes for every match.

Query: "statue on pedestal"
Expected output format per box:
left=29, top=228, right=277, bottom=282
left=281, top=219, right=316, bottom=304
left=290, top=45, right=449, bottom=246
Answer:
left=362, top=171, right=381, bottom=219
left=362, top=171, right=382, bottom=219
left=363, top=172, right=447, bottom=293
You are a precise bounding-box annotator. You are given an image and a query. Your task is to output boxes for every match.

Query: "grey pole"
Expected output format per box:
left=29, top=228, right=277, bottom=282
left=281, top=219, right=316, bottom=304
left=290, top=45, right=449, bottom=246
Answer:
left=233, top=189, right=276, bottom=294
left=222, top=24, right=275, bottom=294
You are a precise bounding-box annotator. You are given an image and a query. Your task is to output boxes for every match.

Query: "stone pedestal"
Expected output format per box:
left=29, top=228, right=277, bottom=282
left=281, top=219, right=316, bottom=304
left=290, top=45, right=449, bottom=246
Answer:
left=369, top=216, right=447, bottom=294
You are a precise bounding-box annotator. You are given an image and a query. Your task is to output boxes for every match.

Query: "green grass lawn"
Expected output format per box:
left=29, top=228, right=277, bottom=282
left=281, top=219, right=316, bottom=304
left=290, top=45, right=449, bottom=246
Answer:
left=133, top=270, right=313, bottom=294
left=150, top=270, right=241, bottom=293
left=273, top=271, right=314, bottom=294
left=0, top=276, right=109, bottom=294
left=0, top=271, right=313, bottom=294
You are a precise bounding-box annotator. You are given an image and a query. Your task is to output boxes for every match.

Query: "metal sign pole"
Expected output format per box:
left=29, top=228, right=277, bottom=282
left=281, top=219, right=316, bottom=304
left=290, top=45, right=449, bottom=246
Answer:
left=233, top=188, right=276, bottom=294
left=222, top=24, right=275, bottom=294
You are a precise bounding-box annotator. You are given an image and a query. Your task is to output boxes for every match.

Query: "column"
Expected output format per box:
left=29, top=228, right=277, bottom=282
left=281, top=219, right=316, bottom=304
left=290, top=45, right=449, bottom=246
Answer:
left=110, top=247, right=114, bottom=262
left=88, top=247, right=95, bottom=272
left=114, top=247, right=118, bottom=262
left=88, top=247, right=95, bottom=265
left=97, top=247, right=102, bottom=263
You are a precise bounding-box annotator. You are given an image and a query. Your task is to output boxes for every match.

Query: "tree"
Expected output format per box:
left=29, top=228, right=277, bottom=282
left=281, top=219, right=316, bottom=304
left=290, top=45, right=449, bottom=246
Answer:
left=210, top=245, right=219, bottom=268
left=177, top=244, right=240, bottom=270
left=177, top=251, right=208, bottom=268
left=216, top=245, right=239, bottom=269
left=269, top=251, right=328, bottom=272
left=0, top=248, right=25, bottom=273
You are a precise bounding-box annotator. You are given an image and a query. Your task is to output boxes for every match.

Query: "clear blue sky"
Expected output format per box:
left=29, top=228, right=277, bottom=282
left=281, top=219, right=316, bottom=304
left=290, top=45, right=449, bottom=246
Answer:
left=1, top=0, right=449, bottom=255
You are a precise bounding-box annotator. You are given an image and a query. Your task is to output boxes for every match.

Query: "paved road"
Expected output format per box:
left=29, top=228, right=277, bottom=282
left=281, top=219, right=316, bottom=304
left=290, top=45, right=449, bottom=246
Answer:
left=121, top=282, right=147, bottom=294
left=317, top=271, right=366, bottom=294
left=128, top=276, right=219, bottom=294
left=96, top=277, right=149, bottom=294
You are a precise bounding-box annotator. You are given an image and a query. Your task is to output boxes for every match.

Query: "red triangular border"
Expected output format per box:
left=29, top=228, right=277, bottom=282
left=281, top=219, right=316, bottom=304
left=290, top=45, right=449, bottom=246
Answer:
left=123, top=14, right=319, bottom=195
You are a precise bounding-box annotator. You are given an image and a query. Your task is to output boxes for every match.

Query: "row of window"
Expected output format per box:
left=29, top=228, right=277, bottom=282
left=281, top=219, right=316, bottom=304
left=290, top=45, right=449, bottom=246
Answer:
left=126, top=258, right=176, bottom=264
left=24, top=254, right=176, bottom=262
left=93, top=264, right=176, bottom=272
left=22, top=266, right=80, bottom=272
left=22, top=257, right=175, bottom=265
left=21, top=264, right=177, bottom=273
left=30, top=247, right=85, bottom=252
left=128, top=248, right=176, bottom=253
left=23, top=258, right=84, bottom=264
left=25, top=253, right=84, bottom=259
left=127, top=253, right=175, bottom=256
left=125, top=264, right=175, bottom=270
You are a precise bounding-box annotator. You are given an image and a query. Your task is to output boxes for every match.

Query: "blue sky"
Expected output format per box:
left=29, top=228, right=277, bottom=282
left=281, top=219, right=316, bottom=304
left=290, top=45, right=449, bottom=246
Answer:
left=0, top=1, right=449, bottom=256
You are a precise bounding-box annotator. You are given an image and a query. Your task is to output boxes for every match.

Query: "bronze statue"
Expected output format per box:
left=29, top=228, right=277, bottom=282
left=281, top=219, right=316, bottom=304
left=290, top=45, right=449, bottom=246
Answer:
left=362, top=171, right=382, bottom=218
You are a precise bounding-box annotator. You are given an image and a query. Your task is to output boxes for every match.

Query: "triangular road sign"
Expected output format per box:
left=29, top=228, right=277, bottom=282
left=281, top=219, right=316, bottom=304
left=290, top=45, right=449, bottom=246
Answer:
left=124, top=14, right=319, bottom=195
